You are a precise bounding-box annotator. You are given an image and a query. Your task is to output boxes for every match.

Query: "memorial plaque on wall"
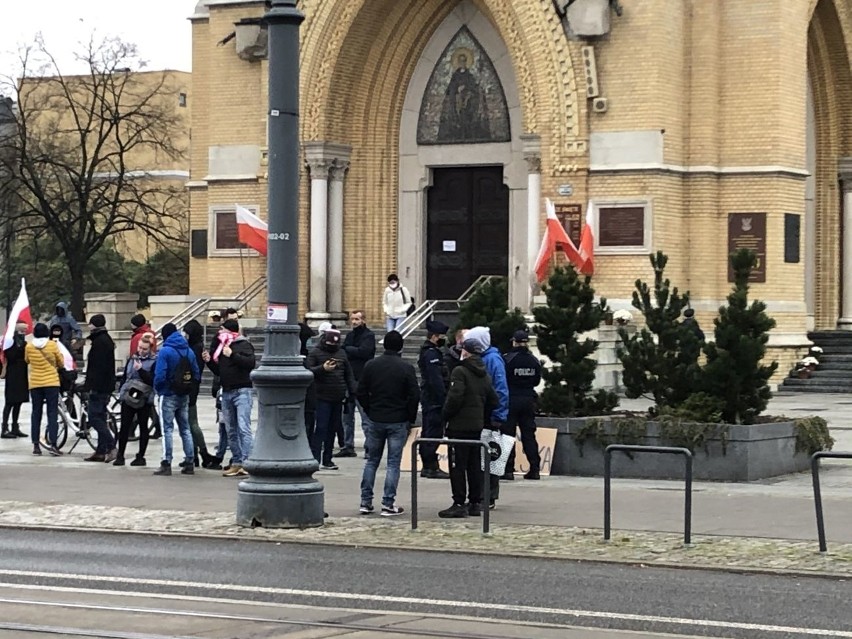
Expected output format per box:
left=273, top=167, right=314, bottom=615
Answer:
left=728, top=212, right=767, bottom=282
left=599, top=206, right=645, bottom=247
left=554, top=203, right=582, bottom=246
left=784, top=213, right=801, bottom=264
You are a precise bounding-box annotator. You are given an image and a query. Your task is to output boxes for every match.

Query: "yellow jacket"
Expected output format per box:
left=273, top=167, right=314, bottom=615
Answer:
left=25, top=339, right=63, bottom=389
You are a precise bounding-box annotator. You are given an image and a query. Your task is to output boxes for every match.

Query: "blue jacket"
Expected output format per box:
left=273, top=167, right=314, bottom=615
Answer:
left=480, top=346, right=509, bottom=424
left=154, top=332, right=200, bottom=397
left=48, top=301, right=82, bottom=348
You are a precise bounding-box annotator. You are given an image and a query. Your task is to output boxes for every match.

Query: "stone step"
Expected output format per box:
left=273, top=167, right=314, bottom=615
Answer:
left=778, top=385, right=852, bottom=393
left=809, top=330, right=852, bottom=342
left=810, top=345, right=852, bottom=354
left=809, top=368, right=852, bottom=378
left=780, top=376, right=852, bottom=390
left=814, top=354, right=852, bottom=363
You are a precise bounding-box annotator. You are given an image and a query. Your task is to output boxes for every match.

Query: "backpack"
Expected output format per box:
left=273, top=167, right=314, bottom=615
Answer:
left=170, top=350, right=194, bottom=395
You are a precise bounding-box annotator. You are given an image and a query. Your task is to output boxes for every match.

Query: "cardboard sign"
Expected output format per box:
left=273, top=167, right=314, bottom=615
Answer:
left=400, top=426, right=558, bottom=476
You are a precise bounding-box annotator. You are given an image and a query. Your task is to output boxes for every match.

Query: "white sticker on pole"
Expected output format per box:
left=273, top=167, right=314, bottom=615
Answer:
left=267, top=304, right=288, bottom=323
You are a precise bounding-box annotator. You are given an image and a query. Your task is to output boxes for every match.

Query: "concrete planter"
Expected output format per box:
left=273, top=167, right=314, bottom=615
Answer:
left=536, top=416, right=810, bottom=481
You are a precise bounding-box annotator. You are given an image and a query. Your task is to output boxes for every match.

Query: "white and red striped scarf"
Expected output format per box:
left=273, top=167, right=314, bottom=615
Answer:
left=213, top=330, right=240, bottom=362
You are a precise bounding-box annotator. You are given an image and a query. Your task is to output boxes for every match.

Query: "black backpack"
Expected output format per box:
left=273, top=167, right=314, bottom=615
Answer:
left=170, top=350, right=194, bottom=395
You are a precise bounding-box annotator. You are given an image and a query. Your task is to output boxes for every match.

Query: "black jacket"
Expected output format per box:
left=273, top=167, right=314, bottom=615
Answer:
left=343, top=324, right=376, bottom=380
left=442, top=355, right=498, bottom=432
left=503, top=347, right=542, bottom=399
left=184, top=320, right=206, bottom=404
left=418, top=340, right=448, bottom=411
left=357, top=350, right=419, bottom=424
left=86, top=328, right=116, bottom=394
left=205, top=337, right=255, bottom=390
left=306, top=345, right=356, bottom=403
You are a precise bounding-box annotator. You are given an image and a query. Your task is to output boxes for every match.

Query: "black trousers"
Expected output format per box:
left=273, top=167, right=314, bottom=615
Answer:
left=446, top=429, right=484, bottom=506
left=505, top=396, right=539, bottom=473
left=118, top=403, right=151, bottom=459
left=419, top=408, right=443, bottom=469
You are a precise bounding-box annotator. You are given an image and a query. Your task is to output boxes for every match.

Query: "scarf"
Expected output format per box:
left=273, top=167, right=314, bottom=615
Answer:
left=213, top=330, right=240, bottom=362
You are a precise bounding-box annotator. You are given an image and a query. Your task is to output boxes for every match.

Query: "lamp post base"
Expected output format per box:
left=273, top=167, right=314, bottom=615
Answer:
left=237, top=477, right=325, bottom=529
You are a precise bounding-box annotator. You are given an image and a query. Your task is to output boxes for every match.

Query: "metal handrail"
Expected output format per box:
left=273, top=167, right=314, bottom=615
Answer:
left=811, top=451, right=852, bottom=553
left=457, top=275, right=502, bottom=303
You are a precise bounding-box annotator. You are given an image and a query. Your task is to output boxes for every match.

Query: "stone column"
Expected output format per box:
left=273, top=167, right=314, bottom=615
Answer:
left=305, top=157, right=330, bottom=320
left=327, top=157, right=350, bottom=317
left=522, top=134, right=542, bottom=313
left=838, top=158, right=852, bottom=329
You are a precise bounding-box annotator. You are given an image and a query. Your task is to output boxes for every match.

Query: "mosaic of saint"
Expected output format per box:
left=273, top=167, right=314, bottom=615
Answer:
left=417, top=27, right=511, bottom=145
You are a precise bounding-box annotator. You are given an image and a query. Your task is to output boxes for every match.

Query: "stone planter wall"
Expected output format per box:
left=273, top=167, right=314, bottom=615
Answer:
left=536, top=416, right=810, bottom=481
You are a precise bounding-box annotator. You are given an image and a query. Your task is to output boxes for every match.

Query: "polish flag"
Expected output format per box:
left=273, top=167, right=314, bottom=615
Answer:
left=56, top=340, right=76, bottom=371
left=1, top=279, right=33, bottom=358
left=577, top=201, right=595, bottom=276
left=235, top=204, right=268, bottom=256
left=534, top=199, right=582, bottom=283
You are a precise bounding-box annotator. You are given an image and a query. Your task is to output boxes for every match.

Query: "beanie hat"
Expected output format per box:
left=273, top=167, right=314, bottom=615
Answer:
left=222, top=319, right=240, bottom=333
left=462, top=337, right=483, bottom=355
left=33, top=322, right=50, bottom=338
left=684, top=308, right=695, bottom=318
left=130, top=313, right=147, bottom=328
left=89, top=314, right=106, bottom=328
left=383, top=330, right=404, bottom=352
left=161, top=322, right=178, bottom=339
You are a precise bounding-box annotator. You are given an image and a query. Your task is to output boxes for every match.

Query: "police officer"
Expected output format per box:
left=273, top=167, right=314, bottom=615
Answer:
left=417, top=320, right=450, bottom=479
left=503, top=329, right=543, bottom=480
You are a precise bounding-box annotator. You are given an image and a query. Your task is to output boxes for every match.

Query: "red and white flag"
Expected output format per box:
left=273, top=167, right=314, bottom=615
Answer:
left=2, top=278, right=33, bottom=353
left=235, top=204, right=268, bottom=256
left=534, top=199, right=582, bottom=283
left=577, top=201, right=595, bottom=276
left=56, top=340, right=76, bottom=371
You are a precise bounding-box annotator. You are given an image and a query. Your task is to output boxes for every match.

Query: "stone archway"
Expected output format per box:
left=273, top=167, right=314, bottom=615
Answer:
left=807, top=0, right=852, bottom=329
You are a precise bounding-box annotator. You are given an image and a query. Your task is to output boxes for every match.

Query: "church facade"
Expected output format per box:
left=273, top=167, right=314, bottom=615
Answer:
left=188, top=0, right=852, bottom=374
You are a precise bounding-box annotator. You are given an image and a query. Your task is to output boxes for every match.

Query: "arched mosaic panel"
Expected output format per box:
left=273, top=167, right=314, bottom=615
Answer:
left=417, top=26, right=511, bottom=145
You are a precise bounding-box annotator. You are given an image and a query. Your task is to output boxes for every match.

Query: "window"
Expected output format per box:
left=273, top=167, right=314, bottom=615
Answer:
left=591, top=199, right=653, bottom=254
left=208, top=205, right=259, bottom=257
left=178, top=92, right=187, bottom=107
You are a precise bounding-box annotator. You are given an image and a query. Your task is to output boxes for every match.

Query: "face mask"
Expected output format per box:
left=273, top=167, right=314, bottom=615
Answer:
left=436, top=337, right=447, bottom=348
left=389, top=282, right=399, bottom=289
left=323, top=342, right=340, bottom=352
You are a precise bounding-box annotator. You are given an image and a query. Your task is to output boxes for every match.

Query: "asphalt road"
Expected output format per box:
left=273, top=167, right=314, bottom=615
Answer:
left=0, top=529, right=849, bottom=639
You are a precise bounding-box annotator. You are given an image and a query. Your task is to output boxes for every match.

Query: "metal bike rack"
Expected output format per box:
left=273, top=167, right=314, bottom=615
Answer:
left=410, top=438, right=491, bottom=534
left=604, top=444, right=693, bottom=545
left=811, top=451, right=852, bottom=553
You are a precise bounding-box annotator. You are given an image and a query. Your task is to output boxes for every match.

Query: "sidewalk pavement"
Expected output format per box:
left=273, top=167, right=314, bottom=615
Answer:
left=0, top=389, right=851, bottom=572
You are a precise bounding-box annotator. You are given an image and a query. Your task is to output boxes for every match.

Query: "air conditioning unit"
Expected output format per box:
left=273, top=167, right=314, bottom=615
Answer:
left=592, top=97, right=609, bottom=114
left=581, top=46, right=600, bottom=98
left=235, top=18, right=268, bottom=62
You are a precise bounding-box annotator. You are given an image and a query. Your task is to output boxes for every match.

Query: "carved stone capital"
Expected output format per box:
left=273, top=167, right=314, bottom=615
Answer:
left=305, top=158, right=332, bottom=178
left=524, top=154, right=542, bottom=174
left=521, top=133, right=542, bottom=174
left=329, top=159, right=350, bottom=182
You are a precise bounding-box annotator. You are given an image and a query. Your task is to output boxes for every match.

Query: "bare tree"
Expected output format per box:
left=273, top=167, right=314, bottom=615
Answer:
left=0, top=35, right=188, bottom=317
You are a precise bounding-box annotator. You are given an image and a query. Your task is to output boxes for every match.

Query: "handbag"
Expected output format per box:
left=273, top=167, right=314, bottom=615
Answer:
left=480, top=429, right=516, bottom=476
left=402, top=288, right=416, bottom=316
left=123, top=379, right=153, bottom=410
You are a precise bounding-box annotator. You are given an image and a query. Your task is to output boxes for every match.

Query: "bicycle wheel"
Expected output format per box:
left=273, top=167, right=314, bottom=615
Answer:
left=85, top=412, right=119, bottom=452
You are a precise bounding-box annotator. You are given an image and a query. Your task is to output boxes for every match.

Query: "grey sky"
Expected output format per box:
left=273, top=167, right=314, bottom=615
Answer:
left=0, top=0, right=195, bottom=85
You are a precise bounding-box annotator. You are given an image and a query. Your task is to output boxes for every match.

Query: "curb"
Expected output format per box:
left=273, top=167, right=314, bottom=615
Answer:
left=0, top=521, right=848, bottom=581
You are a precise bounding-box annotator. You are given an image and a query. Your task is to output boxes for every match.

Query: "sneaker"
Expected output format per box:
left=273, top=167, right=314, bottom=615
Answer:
left=359, top=503, right=374, bottom=515
left=321, top=463, right=339, bottom=471
left=223, top=465, right=244, bottom=477
left=130, top=456, right=146, bottom=467
left=501, top=472, right=515, bottom=481
left=32, top=445, right=42, bottom=456
left=84, top=453, right=105, bottom=462
left=381, top=504, right=405, bottom=517
left=104, top=448, right=118, bottom=463
left=333, top=447, right=357, bottom=458
left=438, top=503, right=469, bottom=519
left=489, top=500, right=496, bottom=510
left=112, top=457, right=125, bottom=466
left=46, top=444, right=63, bottom=457
left=237, top=467, right=249, bottom=476
left=524, top=470, right=541, bottom=480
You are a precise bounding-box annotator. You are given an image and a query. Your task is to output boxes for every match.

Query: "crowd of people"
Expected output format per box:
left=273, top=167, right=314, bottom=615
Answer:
left=3, top=280, right=545, bottom=519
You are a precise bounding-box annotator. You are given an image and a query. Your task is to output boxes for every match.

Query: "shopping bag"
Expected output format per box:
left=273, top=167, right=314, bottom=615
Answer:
left=480, top=429, right=515, bottom=476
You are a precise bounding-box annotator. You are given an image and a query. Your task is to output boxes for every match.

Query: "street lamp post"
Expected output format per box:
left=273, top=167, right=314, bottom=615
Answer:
left=236, top=0, right=324, bottom=528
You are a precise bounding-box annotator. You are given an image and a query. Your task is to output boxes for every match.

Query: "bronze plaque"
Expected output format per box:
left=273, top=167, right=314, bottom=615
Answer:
left=728, top=212, right=767, bottom=283
left=215, top=211, right=242, bottom=250
left=554, top=203, right=582, bottom=247
left=598, top=206, right=645, bottom=247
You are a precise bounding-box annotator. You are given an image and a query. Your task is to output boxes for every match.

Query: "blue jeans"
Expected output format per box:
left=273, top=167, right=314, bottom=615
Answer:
left=360, top=421, right=408, bottom=507
left=386, top=317, right=404, bottom=332
left=342, top=398, right=372, bottom=450
left=88, top=392, right=114, bottom=454
left=159, top=394, right=194, bottom=464
left=30, top=386, right=59, bottom=447
left=312, top=400, right=341, bottom=466
left=221, top=387, right=254, bottom=465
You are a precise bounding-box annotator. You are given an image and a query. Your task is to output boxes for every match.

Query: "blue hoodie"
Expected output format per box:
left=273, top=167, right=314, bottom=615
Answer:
left=465, top=326, right=509, bottom=424
left=154, top=332, right=200, bottom=397
left=48, top=301, right=82, bottom=348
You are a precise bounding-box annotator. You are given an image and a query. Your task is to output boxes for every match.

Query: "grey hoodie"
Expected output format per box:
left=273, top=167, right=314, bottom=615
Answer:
left=48, top=302, right=82, bottom=348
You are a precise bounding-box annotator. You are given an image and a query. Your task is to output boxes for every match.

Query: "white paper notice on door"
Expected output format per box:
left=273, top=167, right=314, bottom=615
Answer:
left=443, top=240, right=457, bottom=252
